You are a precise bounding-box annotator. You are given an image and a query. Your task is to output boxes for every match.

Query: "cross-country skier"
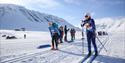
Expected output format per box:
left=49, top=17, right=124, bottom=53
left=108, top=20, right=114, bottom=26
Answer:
left=81, top=13, right=98, bottom=56
left=72, top=28, right=76, bottom=40
left=48, top=22, right=60, bottom=50
left=64, top=25, right=69, bottom=42
left=59, top=26, right=64, bottom=43
left=70, top=28, right=76, bottom=41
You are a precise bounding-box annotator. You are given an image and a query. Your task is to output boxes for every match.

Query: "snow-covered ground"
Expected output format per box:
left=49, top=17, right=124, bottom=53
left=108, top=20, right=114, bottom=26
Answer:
left=0, top=4, right=124, bottom=63
left=0, top=30, right=125, bottom=63
left=93, top=32, right=125, bottom=63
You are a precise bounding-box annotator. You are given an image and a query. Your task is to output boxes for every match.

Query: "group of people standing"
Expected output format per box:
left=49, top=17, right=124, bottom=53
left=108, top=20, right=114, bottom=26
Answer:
left=48, top=13, right=98, bottom=57
left=48, top=22, right=76, bottom=50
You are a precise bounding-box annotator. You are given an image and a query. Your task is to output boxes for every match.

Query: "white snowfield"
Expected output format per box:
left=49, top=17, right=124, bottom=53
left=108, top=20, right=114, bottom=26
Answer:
left=0, top=4, right=124, bottom=63
left=0, top=30, right=125, bottom=63
left=95, top=17, right=125, bottom=32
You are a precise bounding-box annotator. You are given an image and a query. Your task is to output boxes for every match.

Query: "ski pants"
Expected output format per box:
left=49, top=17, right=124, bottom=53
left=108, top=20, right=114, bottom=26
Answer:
left=64, top=33, right=67, bottom=41
left=87, top=31, right=98, bottom=54
left=59, top=35, right=63, bottom=43
left=52, top=33, right=59, bottom=49
left=71, top=34, right=75, bottom=41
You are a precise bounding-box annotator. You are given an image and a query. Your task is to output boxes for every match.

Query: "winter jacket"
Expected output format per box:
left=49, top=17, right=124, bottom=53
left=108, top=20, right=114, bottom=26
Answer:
left=49, top=23, right=60, bottom=37
left=81, top=18, right=96, bottom=32
left=59, top=29, right=64, bottom=38
left=64, top=26, right=69, bottom=34
left=70, top=29, right=76, bottom=35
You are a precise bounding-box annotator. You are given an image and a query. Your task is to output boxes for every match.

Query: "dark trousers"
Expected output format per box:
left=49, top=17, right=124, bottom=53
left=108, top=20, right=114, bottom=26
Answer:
left=52, top=33, right=59, bottom=49
left=71, top=34, right=75, bottom=41
left=73, top=34, right=75, bottom=40
left=87, top=32, right=98, bottom=54
left=71, top=35, right=73, bottom=41
left=59, top=36, right=63, bottom=43
left=64, top=33, right=67, bottom=41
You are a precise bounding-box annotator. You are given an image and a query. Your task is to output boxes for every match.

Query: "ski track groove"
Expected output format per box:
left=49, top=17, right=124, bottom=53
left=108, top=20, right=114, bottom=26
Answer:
left=22, top=44, right=77, bottom=63
left=1, top=36, right=109, bottom=63
left=33, top=45, right=73, bottom=63
left=49, top=46, right=78, bottom=63
left=1, top=42, right=74, bottom=63
left=78, top=36, right=109, bottom=63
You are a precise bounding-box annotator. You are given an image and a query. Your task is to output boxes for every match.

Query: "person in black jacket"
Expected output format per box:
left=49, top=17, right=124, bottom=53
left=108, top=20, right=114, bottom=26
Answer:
left=64, top=25, right=69, bottom=42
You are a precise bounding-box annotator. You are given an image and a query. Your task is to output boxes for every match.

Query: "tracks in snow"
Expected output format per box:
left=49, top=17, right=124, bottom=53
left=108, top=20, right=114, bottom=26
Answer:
left=1, top=42, right=79, bottom=63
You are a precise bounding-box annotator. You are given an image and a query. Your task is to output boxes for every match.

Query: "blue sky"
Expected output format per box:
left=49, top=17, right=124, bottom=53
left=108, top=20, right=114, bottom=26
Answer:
left=0, top=0, right=125, bottom=27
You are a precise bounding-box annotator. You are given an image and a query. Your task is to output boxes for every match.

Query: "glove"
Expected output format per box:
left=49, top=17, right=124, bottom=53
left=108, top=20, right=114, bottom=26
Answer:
left=85, top=23, right=90, bottom=29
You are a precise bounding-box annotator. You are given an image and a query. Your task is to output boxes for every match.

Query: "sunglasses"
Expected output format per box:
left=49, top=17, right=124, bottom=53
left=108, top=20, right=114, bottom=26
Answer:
left=85, top=15, right=89, bottom=17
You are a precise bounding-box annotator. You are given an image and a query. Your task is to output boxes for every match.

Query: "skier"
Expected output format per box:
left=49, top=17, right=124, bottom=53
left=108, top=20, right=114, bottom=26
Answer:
left=24, top=34, right=26, bottom=39
left=81, top=13, right=98, bottom=56
left=59, top=26, right=64, bottom=43
left=70, top=28, right=76, bottom=41
left=70, top=28, right=73, bottom=41
left=64, top=25, right=69, bottom=42
left=72, top=28, right=76, bottom=40
left=48, top=22, right=60, bottom=50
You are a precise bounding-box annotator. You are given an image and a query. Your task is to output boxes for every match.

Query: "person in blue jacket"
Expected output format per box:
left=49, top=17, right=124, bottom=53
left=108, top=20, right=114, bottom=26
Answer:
left=48, top=22, right=60, bottom=50
left=81, top=13, right=98, bottom=56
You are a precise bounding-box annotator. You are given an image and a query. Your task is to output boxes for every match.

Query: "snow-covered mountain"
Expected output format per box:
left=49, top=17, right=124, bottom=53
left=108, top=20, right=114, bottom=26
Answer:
left=0, top=4, right=80, bottom=31
left=95, top=17, right=125, bottom=32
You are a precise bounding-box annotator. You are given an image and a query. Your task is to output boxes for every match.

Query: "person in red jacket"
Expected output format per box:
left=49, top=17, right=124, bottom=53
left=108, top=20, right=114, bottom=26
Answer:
left=59, top=26, right=64, bottom=43
left=70, top=28, right=76, bottom=41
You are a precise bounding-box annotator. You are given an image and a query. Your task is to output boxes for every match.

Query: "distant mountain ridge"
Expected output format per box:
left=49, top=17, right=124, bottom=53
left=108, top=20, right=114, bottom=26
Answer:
left=0, top=4, right=80, bottom=31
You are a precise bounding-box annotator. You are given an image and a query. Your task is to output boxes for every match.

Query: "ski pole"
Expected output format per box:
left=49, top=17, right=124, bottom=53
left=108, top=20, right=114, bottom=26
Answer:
left=91, top=35, right=108, bottom=54
left=82, top=27, right=84, bottom=55
left=96, top=36, right=108, bottom=52
left=98, top=37, right=109, bottom=54
left=82, top=38, right=84, bottom=55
